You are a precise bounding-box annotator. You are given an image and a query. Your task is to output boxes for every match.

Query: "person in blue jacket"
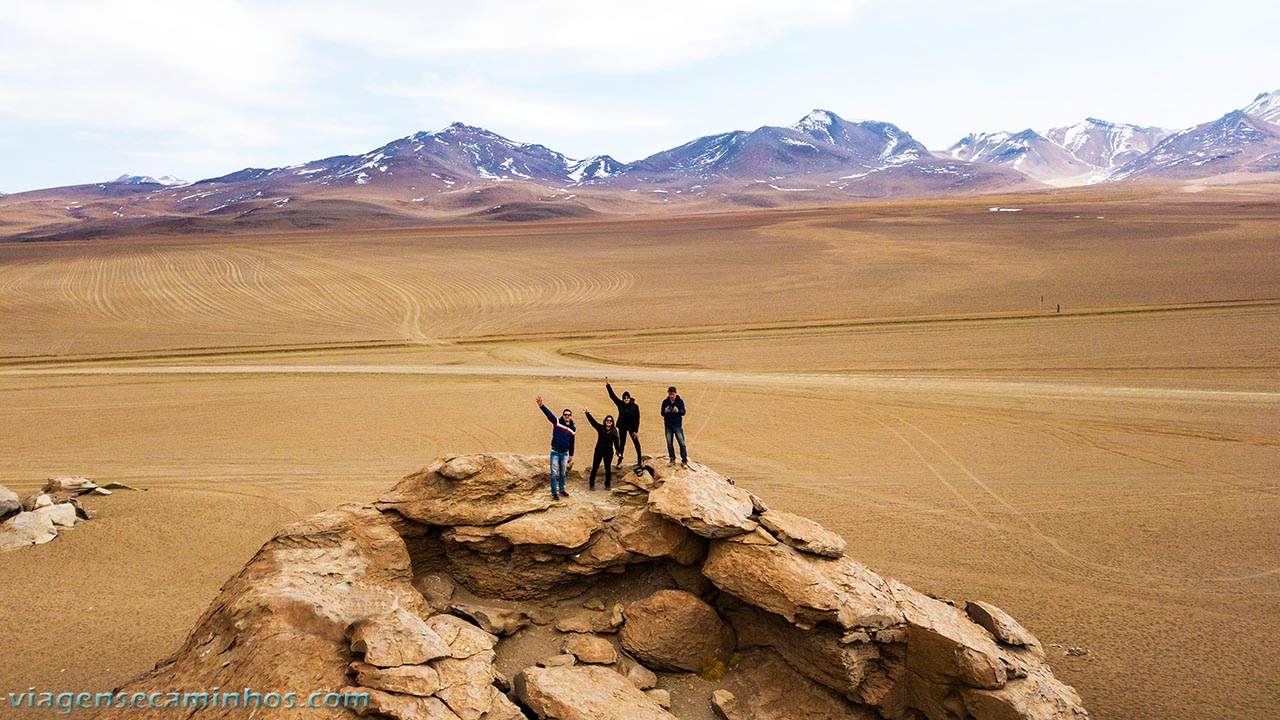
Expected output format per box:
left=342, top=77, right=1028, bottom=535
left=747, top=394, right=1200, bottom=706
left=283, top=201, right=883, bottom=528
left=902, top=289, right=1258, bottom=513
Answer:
left=536, top=395, right=575, bottom=500
left=661, top=385, right=688, bottom=465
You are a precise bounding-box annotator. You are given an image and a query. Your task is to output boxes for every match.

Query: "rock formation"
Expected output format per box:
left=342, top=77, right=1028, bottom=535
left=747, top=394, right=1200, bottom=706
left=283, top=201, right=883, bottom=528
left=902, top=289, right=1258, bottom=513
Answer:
left=94, top=454, right=1088, bottom=719
left=0, top=476, right=128, bottom=552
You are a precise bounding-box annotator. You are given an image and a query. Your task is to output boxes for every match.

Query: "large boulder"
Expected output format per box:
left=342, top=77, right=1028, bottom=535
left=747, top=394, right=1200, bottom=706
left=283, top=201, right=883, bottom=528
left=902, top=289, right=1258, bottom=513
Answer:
left=647, top=464, right=757, bottom=538
left=0, top=510, right=58, bottom=551
left=486, top=502, right=610, bottom=549
left=379, top=454, right=554, bottom=526
left=620, top=589, right=735, bottom=672
left=514, top=665, right=677, bottom=720
left=702, top=536, right=903, bottom=631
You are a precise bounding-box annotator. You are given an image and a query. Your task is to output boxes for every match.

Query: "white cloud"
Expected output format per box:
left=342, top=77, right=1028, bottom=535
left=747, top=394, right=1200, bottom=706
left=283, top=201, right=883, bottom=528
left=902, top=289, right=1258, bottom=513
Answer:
left=383, top=76, right=674, bottom=137
left=285, top=0, right=868, bottom=72
left=0, top=1, right=301, bottom=146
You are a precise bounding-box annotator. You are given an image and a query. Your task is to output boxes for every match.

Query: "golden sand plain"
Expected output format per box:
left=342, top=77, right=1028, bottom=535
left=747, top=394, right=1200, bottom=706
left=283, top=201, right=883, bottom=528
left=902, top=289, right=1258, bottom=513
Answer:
left=0, top=193, right=1277, bottom=719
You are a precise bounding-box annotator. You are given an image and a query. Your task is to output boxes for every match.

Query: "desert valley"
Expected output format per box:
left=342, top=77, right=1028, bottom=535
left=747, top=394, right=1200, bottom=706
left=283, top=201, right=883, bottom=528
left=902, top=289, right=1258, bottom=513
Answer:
left=1, top=87, right=1279, bottom=720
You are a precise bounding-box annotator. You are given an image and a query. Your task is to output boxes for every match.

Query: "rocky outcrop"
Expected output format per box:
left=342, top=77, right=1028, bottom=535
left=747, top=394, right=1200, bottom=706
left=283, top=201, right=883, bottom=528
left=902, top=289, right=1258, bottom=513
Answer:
left=1, top=476, right=138, bottom=552
left=95, top=455, right=1088, bottom=720
left=1, top=496, right=84, bottom=551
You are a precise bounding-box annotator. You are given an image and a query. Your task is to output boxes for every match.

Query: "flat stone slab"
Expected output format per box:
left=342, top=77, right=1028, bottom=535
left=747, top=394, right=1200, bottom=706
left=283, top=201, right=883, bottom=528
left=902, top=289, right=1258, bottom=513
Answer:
left=647, top=465, right=757, bottom=538
left=515, top=666, right=677, bottom=720
left=758, top=509, right=846, bottom=558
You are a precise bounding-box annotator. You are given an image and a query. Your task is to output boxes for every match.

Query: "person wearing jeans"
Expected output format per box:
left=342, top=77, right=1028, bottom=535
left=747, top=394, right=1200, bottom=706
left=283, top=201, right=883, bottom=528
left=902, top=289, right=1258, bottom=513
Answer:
left=605, top=377, right=642, bottom=468
left=536, top=395, right=575, bottom=499
left=661, top=385, right=687, bottom=465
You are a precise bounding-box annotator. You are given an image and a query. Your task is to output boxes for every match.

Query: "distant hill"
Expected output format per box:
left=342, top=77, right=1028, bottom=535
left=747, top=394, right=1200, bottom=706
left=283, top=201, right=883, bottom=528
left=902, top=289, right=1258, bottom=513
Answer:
left=3, top=90, right=1279, bottom=239
left=1106, top=109, right=1280, bottom=181
left=945, top=89, right=1278, bottom=186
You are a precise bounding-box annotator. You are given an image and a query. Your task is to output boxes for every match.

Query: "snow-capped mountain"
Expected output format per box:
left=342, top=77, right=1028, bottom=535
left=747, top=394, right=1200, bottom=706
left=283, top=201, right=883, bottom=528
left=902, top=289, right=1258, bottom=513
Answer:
left=110, top=174, right=187, bottom=187
left=614, top=109, right=1028, bottom=197
left=629, top=110, right=932, bottom=182
left=1106, top=109, right=1280, bottom=180
left=192, top=123, right=617, bottom=196
left=297, top=122, right=580, bottom=188
left=1042, top=118, right=1169, bottom=170
left=945, top=129, right=1095, bottom=183
left=1243, top=90, right=1280, bottom=125
left=944, top=120, right=1170, bottom=184
left=566, top=155, right=626, bottom=182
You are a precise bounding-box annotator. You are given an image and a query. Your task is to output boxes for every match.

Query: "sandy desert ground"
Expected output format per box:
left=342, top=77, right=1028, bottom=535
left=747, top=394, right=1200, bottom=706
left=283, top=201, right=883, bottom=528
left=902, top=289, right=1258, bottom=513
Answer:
left=0, top=191, right=1277, bottom=719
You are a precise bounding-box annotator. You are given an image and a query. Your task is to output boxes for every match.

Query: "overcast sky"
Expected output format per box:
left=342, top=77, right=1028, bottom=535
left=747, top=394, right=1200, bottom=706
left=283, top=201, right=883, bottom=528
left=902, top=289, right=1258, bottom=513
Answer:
left=2, top=0, right=1277, bottom=193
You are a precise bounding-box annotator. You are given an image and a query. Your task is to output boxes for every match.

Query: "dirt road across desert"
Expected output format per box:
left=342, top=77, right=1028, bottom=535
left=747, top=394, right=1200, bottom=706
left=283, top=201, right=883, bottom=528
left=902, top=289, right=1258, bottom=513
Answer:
left=3, top=359, right=1278, bottom=404
left=1, top=197, right=1277, bottom=719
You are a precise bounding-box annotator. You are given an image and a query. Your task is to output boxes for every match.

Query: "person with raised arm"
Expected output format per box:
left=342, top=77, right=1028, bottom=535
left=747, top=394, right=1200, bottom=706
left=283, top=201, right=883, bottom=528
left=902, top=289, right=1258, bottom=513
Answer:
left=535, top=395, right=575, bottom=500
left=605, top=376, right=642, bottom=469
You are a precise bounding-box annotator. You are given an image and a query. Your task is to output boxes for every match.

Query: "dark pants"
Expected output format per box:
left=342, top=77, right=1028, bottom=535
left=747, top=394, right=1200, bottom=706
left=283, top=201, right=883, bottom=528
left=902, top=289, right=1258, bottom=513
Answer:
left=590, top=446, right=614, bottom=488
left=615, top=428, right=642, bottom=465
left=665, top=425, right=687, bottom=463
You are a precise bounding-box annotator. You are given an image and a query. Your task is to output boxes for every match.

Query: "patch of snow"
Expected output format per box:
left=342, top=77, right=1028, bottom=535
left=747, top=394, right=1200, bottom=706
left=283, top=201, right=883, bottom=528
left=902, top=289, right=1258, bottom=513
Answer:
left=355, top=172, right=370, bottom=185
left=499, top=158, right=532, bottom=179
left=780, top=136, right=816, bottom=149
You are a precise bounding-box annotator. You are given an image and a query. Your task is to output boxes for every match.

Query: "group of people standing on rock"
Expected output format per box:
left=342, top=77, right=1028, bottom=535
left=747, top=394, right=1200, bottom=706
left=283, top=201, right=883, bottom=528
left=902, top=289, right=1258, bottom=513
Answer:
left=534, top=378, right=689, bottom=501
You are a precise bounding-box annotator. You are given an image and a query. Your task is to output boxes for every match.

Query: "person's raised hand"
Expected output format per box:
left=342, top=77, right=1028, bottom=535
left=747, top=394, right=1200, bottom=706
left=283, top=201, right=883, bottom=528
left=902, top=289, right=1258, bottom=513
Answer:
left=536, top=395, right=544, bottom=406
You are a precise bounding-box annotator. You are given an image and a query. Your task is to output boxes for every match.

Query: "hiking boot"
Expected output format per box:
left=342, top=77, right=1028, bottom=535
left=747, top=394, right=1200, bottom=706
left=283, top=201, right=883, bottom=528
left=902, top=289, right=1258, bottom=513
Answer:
left=560, top=489, right=570, bottom=497
left=604, top=482, right=611, bottom=490
left=615, top=458, right=623, bottom=468
left=551, top=492, right=560, bottom=501
left=589, top=482, right=596, bottom=491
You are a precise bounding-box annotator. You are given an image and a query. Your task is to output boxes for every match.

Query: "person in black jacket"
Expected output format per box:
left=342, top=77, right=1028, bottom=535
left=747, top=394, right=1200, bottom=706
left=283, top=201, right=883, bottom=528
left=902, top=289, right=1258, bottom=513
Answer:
left=661, top=385, right=688, bottom=465
left=605, top=377, right=641, bottom=469
left=583, top=407, right=619, bottom=490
